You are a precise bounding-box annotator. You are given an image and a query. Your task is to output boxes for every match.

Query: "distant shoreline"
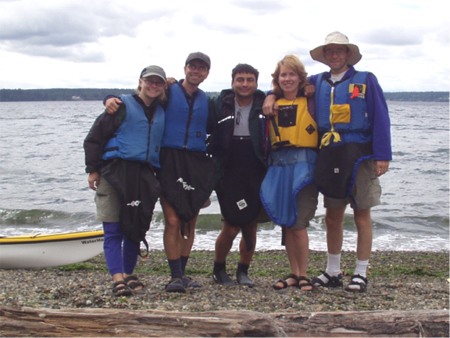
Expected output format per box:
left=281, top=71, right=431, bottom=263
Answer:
left=0, top=89, right=448, bottom=102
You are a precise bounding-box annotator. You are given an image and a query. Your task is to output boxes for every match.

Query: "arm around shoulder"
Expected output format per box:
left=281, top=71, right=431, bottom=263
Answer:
left=262, top=93, right=277, bottom=116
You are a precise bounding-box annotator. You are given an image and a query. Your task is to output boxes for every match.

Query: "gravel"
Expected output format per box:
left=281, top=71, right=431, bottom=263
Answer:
left=0, top=250, right=448, bottom=313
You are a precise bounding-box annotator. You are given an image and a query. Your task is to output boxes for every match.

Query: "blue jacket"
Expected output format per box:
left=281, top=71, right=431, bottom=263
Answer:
left=102, top=94, right=165, bottom=168
left=315, top=71, right=370, bottom=143
left=309, top=66, right=392, bottom=161
left=162, top=81, right=209, bottom=152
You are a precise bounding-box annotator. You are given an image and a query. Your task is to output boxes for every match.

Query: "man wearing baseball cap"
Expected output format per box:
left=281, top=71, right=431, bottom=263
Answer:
left=185, top=52, right=211, bottom=69
left=158, top=51, right=214, bottom=293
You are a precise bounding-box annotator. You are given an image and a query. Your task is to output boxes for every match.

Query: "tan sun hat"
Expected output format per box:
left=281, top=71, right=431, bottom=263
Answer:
left=310, top=31, right=362, bottom=66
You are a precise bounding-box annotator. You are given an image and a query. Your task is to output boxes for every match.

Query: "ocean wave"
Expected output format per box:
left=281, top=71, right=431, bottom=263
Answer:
left=0, top=208, right=98, bottom=236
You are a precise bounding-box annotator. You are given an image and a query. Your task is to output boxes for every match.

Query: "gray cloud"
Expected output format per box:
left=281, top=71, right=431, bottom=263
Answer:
left=0, top=1, right=171, bottom=62
left=361, top=29, right=423, bottom=46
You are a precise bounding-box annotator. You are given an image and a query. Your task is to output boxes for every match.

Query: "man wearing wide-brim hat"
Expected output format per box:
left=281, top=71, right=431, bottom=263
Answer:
left=308, top=31, right=392, bottom=293
left=263, top=31, right=392, bottom=293
left=309, top=31, right=362, bottom=66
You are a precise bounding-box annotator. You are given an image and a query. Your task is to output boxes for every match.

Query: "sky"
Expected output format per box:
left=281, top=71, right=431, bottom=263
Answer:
left=0, top=0, right=448, bottom=92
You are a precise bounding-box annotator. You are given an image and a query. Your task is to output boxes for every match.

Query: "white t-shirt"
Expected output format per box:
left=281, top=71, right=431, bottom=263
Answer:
left=330, top=71, right=346, bottom=83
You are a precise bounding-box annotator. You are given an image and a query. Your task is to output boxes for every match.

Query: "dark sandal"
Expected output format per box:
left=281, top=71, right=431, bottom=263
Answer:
left=298, top=276, right=314, bottom=291
left=124, top=275, right=145, bottom=293
left=272, top=274, right=299, bottom=290
left=165, top=277, right=186, bottom=293
left=112, top=280, right=132, bottom=297
left=311, top=271, right=343, bottom=288
left=345, top=274, right=368, bottom=293
left=182, top=276, right=202, bottom=288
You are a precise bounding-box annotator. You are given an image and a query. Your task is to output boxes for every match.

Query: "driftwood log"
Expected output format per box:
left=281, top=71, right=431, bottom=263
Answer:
left=0, top=306, right=448, bottom=337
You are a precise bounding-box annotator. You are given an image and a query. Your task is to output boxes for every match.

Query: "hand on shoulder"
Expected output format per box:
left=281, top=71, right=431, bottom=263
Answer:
left=105, top=98, right=123, bottom=114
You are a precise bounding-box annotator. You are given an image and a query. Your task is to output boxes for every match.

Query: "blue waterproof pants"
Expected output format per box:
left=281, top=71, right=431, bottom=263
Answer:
left=103, top=222, right=139, bottom=275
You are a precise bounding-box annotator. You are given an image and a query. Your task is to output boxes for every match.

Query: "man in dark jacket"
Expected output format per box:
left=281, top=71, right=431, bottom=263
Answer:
left=208, top=63, right=268, bottom=287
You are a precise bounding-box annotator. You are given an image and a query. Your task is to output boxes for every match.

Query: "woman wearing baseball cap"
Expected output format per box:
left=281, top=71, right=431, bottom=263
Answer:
left=84, top=65, right=167, bottom=297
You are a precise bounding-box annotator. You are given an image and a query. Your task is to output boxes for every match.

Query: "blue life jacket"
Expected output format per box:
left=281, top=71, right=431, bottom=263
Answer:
left=102, top=94, right=165, bottom=168
left=316, top=71, right=371, bottom=145
left=162, top=83, right=209, bottom=152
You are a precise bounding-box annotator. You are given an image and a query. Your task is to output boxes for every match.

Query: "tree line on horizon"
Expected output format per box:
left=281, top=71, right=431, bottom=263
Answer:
left=0, top=88, right=448, bottom=102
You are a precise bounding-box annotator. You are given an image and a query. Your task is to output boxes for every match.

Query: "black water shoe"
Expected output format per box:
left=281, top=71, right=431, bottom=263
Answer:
left=212, top=269, right=235, bottom=286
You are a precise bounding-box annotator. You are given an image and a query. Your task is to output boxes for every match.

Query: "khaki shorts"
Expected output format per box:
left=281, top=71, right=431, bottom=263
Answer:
left=94, top=177, right=120, bottom=222
left=291, top=183, right=319, bottom=230
left=324, top=160, right=381, bottom=210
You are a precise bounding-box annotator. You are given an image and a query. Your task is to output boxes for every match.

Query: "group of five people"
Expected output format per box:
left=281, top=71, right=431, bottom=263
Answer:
left=84, top=31, right=391, bottom=297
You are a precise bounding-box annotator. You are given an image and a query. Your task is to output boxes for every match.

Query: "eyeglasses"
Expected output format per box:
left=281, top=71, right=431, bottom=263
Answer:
left=142, top=78, right=165, bottom=87
left=324, top=48, right=348, bottom=56
left=187, top=63, right=208, bottom=72
left=235, top=110, right=242, bottom=125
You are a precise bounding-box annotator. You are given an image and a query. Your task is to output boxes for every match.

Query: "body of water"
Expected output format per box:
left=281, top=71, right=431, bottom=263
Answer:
left=0, top=100, right=448, bottom=252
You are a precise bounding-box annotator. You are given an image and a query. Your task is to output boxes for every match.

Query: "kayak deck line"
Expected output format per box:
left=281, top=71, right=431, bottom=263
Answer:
left=0, top=230, right=104, bottom=245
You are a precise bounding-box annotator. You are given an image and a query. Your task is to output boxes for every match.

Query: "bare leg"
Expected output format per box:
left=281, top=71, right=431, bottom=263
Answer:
left=285, top=227, right=310, bottom=278
left=354, top=208, right=372, bottom=261
left=238, top=222, right=257, bottom=265
left=181, top=215, right=198, bottom=258
left=161, top=197, right=183, bottom=260
left=325, top=206, right=346, bottom=255
left=214, top=220, right=240, bottom=263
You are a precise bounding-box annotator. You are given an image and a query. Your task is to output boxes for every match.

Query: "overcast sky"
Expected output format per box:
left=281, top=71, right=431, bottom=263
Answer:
left=0, top=0, right=448, bottom=92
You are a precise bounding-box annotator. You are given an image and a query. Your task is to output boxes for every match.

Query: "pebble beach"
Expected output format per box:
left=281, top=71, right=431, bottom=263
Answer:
left=0, top=250, right=448, bottom=314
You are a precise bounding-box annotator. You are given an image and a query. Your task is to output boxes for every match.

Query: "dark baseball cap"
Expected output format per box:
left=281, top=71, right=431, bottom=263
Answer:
left=140, top=65, right=166, bottom=81
left=185, top=52, right=211, bottom=69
